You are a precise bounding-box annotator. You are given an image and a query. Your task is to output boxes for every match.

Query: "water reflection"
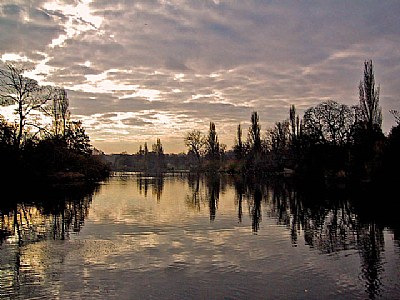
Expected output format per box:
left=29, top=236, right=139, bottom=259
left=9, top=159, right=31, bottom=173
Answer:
left=186, top=174, right=203, bottom=211
left=231, top=176, right=392, bottom=299
left=0, top=184, right=98, bottom=245
left=1, top=174, right=399, bottom=299
left=205, top=174, right=220, bottom=222
left=137, top=174, right=164, bottom=201
left=183, top=173, right=395, bottom=298
left=0, top=183, right=99, bottom=296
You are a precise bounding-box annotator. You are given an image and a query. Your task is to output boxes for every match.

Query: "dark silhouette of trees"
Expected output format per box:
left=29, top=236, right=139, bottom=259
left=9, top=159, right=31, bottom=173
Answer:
left=184, top=129, right=205, bottom=164
left=289, top=105, right=300, bottom=145
left=381, top=123, right=400, bottom=182
left=205, top=122, right=220, bottom=160
left=348, top=61, right=385, bottom=180
left=47, top=87, right=69, bottom=138
left=152, top=138, right=164, bottom=155
left=358, top=60, right=382, bottom=133
left=0, top=63, right=53, bottom=149
left=390, top=110, right=400, bottom=125
left=151, top=138, right=165, bottom=173
left=176, top=59, right=391, bottom=182
left=0, top=63, right=109, bottom=183
left=0, top=115, right=16, bottom=148
left=251, top=185, right=262, bottom=233
left=241, top=112, right=264, bottom=173
left=248, top=111, right=262, bottom=154
left=65, top=120, right=92, bottom=156
left=303, top=100, right=354, bottom=146
left=268, top=120, right=290, bottom=153
left=233, top=124, right=244, bottom=159
left=205, top=173, right=220, bottom=221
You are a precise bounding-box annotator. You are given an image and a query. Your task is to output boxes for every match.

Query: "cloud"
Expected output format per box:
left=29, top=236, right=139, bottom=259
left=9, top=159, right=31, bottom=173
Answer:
left=1, top=0, right=400, bottom=153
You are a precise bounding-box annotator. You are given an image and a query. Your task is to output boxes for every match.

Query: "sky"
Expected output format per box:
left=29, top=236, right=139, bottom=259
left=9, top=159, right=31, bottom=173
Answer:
left=0, top=0, right=399, bottom=154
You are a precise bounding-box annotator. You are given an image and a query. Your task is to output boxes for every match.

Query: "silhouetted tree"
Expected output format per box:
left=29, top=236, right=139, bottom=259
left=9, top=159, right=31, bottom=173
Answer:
left=0, top=115, right=16, bottom=147
left=184, top=129, right=205, bottom=163
left=46, top=87, right=69, bottom=138
left=390, top=110, right=400, bottom=125
left=303, top=100, right=354, bottom=146
left=289, top=105, right=300, bottom=144
left=0, top=63, right=52, bottom=149
left=233, top=123, right=244, bottom=159
left=349, top=61, right=385, bottom=180
left=151, top=138, right=165, bottom=172
left=0, top=116, right=18, bottom=179
left=358, top=60, right=382, bottom=133
left=137, top=144, right=144, bottom=155
left=269, top=120, right=290, bottom=153
left=248, top=111, right=261, bottom=154
left=152, top=138, right=164, bottom=156
left=205, top=122, right=220, bottom=160
left=65, top=121, right=92, bottom=156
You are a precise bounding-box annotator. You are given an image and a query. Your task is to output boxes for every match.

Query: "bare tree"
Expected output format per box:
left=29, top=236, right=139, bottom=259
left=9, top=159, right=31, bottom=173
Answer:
left=205, top=122, right=220, bottom=160
left=248, top=111, right=261, bottom=154
left=268, top=120, right=290, bottom=152
left=358, top=60, right=382, bottom=132
left=234, top=123, right=244, bottom=159
left=289, top=105, right=300, bottom=144
left=47, top=87, right=70, bottom=138
left=184, top=129, right=205, bottom=163
left=0, top=63, right=52, bottom=148
left=390, top=110, right=400, bottom=125
left=303, top=100, right=354, bottom=146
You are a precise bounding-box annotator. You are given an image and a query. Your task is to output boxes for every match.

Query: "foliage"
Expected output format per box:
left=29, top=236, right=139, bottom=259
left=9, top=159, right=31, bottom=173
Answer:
left=233, top=124, right=244, bottom=159
left=205, top=122, right=220, bottom=160
left=0, top=63, right=109, bottom=182
left=390, top=110, right=400, bottom=125
left=152, top=138, right=164, bottom=156
left=358, top=60, right=382, bottom=132
left=178, top=60, right=396, bottom=185
left=0, top=63, right=53, bottom=149
left=184, top=129, right=205, bottom=163
left=303, top=100, right=354, bottom=146
left=65, top=121, right=92, bottom=156
left=248, top=111, right=262, bottom=154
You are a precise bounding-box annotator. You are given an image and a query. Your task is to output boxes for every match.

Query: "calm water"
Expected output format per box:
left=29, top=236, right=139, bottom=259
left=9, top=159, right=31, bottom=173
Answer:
left=1, top=173, right=399, bottom=299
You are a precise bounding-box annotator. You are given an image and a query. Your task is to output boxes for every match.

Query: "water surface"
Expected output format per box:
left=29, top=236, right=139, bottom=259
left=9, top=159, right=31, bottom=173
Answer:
left=1, top=173, right=399, bottom=299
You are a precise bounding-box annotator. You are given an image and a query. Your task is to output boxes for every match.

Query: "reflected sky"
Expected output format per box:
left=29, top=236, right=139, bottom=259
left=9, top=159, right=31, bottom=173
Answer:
left=1, top=174, right=400, bottom=299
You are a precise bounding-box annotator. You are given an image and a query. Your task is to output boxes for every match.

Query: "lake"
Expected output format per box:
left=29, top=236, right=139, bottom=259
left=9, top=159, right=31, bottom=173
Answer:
left=1, top=173, right=399, bottom=299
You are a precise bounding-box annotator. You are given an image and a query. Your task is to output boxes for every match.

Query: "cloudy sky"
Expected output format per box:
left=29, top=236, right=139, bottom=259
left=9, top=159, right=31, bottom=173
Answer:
left=1, top=0, right=399, bottom=153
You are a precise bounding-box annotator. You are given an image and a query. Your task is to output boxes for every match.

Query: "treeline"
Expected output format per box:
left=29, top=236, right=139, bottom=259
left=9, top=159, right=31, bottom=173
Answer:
left=184, top=60, right=400, bottom=184
left=102, top=138, right=196, bottom=173
left=0, top=63, right=110, bottom=183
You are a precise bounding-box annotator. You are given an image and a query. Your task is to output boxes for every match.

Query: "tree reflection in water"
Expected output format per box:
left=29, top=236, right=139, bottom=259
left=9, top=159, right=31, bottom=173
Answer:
left=1, top=175, right=397, bottom=299
left=137, top=174, right=164, bottom=201
left=231, top=176, right=395, bottom=300
left=186, top=173, right=228, bottom=221
left=186, top=173, right=203, bottom=211
left=205, top=174, right=220, bottom=222
left=0, top=183, right=99, bottom=294
left=184, top=172, right=396, bottom=298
